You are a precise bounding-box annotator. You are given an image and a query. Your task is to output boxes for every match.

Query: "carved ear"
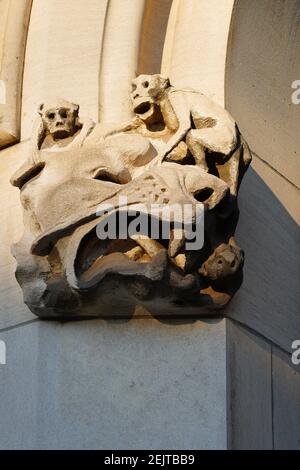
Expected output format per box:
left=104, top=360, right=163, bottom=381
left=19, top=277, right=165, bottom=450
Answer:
left=160, top=76, right=170, bottom=89
left=72, top=103, right=79, bottom=116
left=37, top=103, right=44, bottom=116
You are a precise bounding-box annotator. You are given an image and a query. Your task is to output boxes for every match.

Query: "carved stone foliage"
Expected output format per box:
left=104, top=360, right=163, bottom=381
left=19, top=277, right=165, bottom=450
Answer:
left=10, top=75, right=251, bottom=318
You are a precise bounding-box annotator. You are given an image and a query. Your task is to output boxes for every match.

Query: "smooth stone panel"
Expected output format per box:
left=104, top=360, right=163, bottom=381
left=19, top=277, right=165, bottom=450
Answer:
left=273, top=346, right=300, bottom=450
left=0, top=142, right=35, bottom=330
left=99, top=0, right=146, bottom=123
left=227, top=164, right=300, bottom=353
left=226, top=0, right=300, bottom=187
left=226, top=320, right=273, bottom=449
left=0, top=0, right=32, bottom=148
left=161, top=0, right=234, bottom=106
left=251, top=154, right=300, bottom=225
left=21, top=0, right=108, bottom=140
left=0, top=318, right=227, bottom=450
left=137, top=0, right=172, bottom=76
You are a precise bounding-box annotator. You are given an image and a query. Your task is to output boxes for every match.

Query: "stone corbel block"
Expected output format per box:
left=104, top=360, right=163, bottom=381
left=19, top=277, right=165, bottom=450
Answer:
left=10, top=74, right=252, bottom=319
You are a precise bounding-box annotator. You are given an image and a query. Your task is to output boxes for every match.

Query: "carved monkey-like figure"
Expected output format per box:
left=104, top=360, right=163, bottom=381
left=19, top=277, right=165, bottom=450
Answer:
left=131, top=74, right=237, bottom=162
left=11, top=98, right=95, bottom=188
left=104, top=74, right=251, bottom=195
left=33, top=98, right=95, bottom=156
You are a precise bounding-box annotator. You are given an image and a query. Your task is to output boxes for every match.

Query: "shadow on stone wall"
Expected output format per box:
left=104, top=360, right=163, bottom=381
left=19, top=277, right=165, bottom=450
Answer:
left=227, top=166, right=300, bottom=352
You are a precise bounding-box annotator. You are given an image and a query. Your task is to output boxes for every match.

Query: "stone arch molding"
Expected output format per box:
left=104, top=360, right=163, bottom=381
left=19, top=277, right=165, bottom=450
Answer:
left=0, top=0, right=32, bottom=149
left=11, top=73, right=251, bottom=318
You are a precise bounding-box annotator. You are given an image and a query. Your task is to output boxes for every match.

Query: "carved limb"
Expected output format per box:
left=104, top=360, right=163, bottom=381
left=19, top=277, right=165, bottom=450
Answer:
left=70, top=118, right=95, bottom=147
left=10, top=160, right=45, bottom=189
left=30, top=116, right=47, bottom=163
left=10, top=116, right=46, bottom=188
left=186, top=130, right=207, bottom=170
left=215, top=133, right=252, bottom=196
left=100, top=116, right=141, bottom=140
left=158, top=91, right=191, bottom=162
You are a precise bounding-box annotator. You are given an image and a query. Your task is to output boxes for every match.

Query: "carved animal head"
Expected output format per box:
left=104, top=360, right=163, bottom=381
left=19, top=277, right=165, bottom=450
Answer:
left=130, top=74, right=170, bottom=121
left=199, top=243, right=244, bottom=281
left=38, top=98, right=80, bottom=139
left=11, top=79, right=250, bottom=319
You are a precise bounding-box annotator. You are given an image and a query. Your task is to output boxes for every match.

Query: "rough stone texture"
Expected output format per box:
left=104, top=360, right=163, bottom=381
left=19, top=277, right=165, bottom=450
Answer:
left=10, top=76, right=250, bottom=318
left=0, top=0, right=299, bottom=451
left=0, top=318, right=227, bottom=450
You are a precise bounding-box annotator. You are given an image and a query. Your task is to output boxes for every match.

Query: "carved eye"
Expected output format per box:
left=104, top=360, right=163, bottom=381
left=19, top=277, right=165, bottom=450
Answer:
left=47, top=112, right=55, bottom=120
left=59, top=108, right=68, bottom=119
left=132, top=84, right=137, bottom=91
left=193, top=187, right=214, bottom=202
left=142, top=81, right=149, bottom=88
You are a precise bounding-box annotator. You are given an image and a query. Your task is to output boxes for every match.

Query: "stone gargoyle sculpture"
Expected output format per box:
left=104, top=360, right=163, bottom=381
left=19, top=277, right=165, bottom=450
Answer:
left=10, top=75, right=251, bottom=318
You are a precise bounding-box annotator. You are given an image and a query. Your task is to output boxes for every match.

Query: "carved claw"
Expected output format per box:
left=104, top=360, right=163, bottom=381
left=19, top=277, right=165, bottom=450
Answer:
left=168, top=229, right=186, bottom=258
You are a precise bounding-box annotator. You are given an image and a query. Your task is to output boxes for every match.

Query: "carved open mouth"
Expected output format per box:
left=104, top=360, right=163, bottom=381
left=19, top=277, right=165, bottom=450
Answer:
left=53, top=129, right=70, bottom=139
left=72, top=222, right=202, bottom=294
left=133, top=101, right=152, bottom=115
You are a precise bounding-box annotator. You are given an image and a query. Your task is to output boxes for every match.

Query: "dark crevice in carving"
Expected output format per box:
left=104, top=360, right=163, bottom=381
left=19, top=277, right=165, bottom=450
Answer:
left=193, top=187, right=214, bottom=203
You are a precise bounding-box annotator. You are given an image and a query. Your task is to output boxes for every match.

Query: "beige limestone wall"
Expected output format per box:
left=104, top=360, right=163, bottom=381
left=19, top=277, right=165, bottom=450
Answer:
left=21, top=0, right=108, bottom=140
left=226, top=0, right=300, bottom=191
left=0, top=141, right=35, bottom=329
left=21, top=0, right=233, bottom=129
left=226, top=0, right=300, bottom=226
left=0, top=0, right=298, bottom=351
left=0, top=0, right=237, bottom=327
left=137, top=0, right=173, bottom=76
left=99, top=0, right=146, bottom=123
left=99, top=0, right=172, bottom=123
left=0, top=0, right=299, bottom=450
left=0, top=0, right=32, bottom=148
left=225, top=0, right=300, bottom=351
left=161, top=0, right=235, bottom=106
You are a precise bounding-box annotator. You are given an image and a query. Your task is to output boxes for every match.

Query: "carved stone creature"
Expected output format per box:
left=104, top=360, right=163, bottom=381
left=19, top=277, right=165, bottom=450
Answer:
left=38, top=99, right=80, bottom=141
left=33, top=98, right=95, bottom=153
left=103, top=74, right=251, bottom=195
left=199, top=240, right=244, bottom=281
left=131, top=73, right=237, bottom=158
left=10, top=78, right=251, bottom=319
left=11, top=98, right=95, bottom=189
